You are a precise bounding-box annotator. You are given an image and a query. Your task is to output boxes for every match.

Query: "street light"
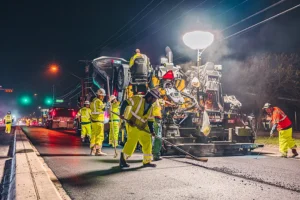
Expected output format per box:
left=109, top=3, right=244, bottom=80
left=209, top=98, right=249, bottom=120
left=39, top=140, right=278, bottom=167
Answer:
left=182, top=30, right=214, bottom=66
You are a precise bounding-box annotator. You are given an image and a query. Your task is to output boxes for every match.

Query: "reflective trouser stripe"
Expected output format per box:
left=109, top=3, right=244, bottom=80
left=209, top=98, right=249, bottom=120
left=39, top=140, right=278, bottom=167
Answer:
left=90, top=122, right=104, bottom=149
left=122, top=124, right=152, bottom=164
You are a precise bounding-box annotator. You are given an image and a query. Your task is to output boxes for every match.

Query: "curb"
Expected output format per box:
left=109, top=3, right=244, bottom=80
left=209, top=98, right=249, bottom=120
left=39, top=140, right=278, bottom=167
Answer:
left=1, top=128, right=17, bottom=200
left=15, top=128, right=62, bottom=200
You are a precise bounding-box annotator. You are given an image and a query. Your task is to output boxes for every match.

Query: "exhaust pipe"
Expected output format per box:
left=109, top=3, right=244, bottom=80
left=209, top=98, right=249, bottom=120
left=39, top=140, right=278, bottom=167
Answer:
left=165, top=46, right=173, bottom=63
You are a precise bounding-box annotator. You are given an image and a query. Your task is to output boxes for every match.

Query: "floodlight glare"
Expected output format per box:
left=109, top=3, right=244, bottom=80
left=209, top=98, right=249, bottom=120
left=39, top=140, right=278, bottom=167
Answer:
left=183, top=31, right=214, bottom=50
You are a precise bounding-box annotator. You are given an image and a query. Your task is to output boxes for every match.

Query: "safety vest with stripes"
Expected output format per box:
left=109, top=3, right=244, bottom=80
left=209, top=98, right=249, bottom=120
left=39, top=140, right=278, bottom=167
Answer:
left=126, top=95, right=154, bottom=129
left=110, top=101, right=120, bottom=121
left=90, top=97, right=105, bottom=122
left=4, top=115, right=12, bottom=124
left=77, top=107, right=91, bottom=123
left=272, top=107, right=292, bottom=130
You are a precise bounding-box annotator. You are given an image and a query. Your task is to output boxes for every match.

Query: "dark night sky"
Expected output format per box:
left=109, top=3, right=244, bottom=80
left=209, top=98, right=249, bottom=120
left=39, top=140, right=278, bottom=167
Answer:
left=0, top=0, right=300, bottom=117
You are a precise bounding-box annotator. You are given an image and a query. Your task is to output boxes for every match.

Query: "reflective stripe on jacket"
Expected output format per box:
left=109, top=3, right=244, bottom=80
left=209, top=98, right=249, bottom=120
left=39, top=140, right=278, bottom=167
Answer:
left=4, top=115, right=12, bottom=124
left=272, top=107, right=292, bottom=131
left=126, top=95, right=154, bottom=130
left=90, top=97, right=105, bottom=121
left=110, top=101, right=120, bottom=120
left=77, top=107, right=91, bottom=123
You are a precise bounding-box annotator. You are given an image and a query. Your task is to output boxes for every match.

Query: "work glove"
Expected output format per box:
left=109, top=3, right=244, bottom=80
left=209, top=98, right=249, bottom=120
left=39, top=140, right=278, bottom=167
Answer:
left=151, top=132, right=156, bottom=137
left=270, top=130, right=274, bottom=137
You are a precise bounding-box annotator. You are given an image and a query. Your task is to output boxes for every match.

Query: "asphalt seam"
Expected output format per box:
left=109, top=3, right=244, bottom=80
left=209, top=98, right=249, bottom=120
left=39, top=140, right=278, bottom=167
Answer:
left=19, top=130, right=41, bottom=199
left=168, top=158, right=300, bottom=193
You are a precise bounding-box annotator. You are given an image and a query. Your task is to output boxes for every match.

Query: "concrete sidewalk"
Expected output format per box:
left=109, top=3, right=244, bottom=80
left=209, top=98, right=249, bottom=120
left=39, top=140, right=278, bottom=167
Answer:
left=15, top=127, right=63, bottom=200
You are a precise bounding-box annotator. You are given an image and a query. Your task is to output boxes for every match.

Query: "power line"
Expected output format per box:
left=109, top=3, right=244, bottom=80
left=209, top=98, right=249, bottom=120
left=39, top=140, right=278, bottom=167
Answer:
left=221, top=0, right=287, bottom=32
left=110, top=0, right=190, bottom=53
left=224, top=3, right=300, bottom=40
left=85, top=0, right=158, bottom=57
left=100, top=0, right=167, bottom=51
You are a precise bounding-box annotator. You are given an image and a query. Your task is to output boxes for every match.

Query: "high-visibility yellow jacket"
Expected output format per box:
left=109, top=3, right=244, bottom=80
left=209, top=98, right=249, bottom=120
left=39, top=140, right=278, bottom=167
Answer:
left=126, top=95, right=154, bottom=129
left=4, top=115, right=12, bottom=124
left=90, top=97, right=105, bottom=122
left=152, top=100, right=162, bottom=118
left=129, top=53, right=150, bottom=68
left=77, top=107, right=92, bottom=123
left=110, top=101, right=120, bottom=121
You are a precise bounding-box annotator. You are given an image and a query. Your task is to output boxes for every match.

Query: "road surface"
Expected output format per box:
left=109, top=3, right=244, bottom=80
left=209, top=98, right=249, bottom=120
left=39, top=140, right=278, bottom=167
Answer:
left=22, top=127, right=300, bottom=200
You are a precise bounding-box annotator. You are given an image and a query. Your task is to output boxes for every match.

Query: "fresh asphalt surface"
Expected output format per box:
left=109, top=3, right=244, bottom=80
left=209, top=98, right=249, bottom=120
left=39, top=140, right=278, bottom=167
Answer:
left=22, top=127, right=300, bottom=200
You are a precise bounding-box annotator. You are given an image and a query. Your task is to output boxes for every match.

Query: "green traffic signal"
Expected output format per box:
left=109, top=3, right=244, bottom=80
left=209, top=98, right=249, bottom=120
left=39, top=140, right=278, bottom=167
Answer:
left=44, top=97, right=53, bottom=106
left=20, top=96, right=32, bottom=105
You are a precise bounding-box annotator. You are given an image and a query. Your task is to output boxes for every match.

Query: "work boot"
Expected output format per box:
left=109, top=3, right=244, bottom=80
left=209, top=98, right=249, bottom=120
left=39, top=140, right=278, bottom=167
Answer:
left=143, top=163, right=157, bottom=168
left=153, top=156, right=162, bottom=161
left=90, top=147, right=96, bottom=156
left=281, top=154, right=287, bottom=158
left=95, top=149, right=107, bottom=156
left=291, top=149, right=299, bottom=158
left=119, top=152, right=130, bottom=168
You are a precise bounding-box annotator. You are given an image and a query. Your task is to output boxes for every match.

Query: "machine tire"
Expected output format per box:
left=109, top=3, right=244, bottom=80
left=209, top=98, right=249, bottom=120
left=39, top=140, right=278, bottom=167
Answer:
left=117, top=65, right=130, bottom=91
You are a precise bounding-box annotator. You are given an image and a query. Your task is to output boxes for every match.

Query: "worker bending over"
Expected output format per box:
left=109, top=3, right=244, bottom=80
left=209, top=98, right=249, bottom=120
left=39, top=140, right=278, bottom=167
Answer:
left=90, top=89, right=107, bottom=156
left=263, top=103, right=298, bottom=158
left=4, top=111, right=13, bottom=134
left=77, top=101, right=92, bottom=143
left=109, top=95, right=120, bottom=147
left=119, top=88, right=160, bottom=168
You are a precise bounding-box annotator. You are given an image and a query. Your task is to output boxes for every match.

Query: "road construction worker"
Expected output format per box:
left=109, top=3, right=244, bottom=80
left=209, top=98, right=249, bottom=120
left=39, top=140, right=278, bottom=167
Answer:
left=119, top=88, right=160, bottom=168
left=90, top=88, right=107, bottom=156
left=26, top=118, right=30, bottom=126
left=109, top=95, right=120, bottom=147
left=129, top=49, right=142, bottom=67
left=77, top=101, right=92, bottom=143
left=152, top=99, right=164, bottom=161
left=4, top=111, right=13, bottom=134
left=263, top=103, right=298, bottom=158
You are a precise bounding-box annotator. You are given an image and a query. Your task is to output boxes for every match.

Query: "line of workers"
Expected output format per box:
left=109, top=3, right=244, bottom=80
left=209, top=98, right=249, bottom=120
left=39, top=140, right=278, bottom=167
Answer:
left=76, top=87, right=162, bottom=168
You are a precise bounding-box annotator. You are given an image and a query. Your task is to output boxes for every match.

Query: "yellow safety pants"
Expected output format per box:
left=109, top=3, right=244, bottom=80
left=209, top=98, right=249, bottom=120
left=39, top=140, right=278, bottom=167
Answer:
left=123, top=124, right=152, bottom=164
left=90, top=122, right=104, bottom=149
left=5, top=124, right=12, bottom=134
left=109, top=121, right=119, bottom=147
left=279, top=127, right=296, bottom=155
left=81, top=123, right=91, bottom=138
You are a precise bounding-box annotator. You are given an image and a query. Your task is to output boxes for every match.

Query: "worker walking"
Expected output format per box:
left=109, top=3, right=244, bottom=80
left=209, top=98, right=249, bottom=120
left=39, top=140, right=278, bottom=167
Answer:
left=152, top=99, right=164, bottom=161
left=90, top=89, right=107, bottom=156
left=77, top=101, right=92, bottom=143
left=263, top=103, right=298, bottom=158
left=109, top=95, right=120, bottom=147
left=4, top=111, right=13, bottom=134
left=119, top=88, right=160, bottom=168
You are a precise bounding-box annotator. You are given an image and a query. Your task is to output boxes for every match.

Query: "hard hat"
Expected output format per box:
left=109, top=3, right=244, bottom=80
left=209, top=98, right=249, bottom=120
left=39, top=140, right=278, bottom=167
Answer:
left=7, top=111, right=11, bottom=114
left=84, top=101, right=90, bottom=105
left=96, top=88, right=106, bottom=96
left=262, top=103, right=272, bottom=109
left=147, top=88, right=160, bottom=99
left=135, top=49, right=141, bottom=54
left=109, top=95, right=116, bottom=102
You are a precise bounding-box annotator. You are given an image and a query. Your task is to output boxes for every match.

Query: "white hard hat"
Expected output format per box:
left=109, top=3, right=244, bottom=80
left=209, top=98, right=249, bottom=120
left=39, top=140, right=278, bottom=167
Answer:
left=109, top=95, right=116, bottom=102
left=262, top=103, right=272, bottom=109
left=96, top=88, right=106, bottom=96
left=84, top=101, right=90, bottom=105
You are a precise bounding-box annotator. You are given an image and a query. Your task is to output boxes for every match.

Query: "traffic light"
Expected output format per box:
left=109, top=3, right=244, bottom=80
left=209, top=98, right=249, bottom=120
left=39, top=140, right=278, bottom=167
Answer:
left=20, top=96, right=32, bottom=105
left=44, top=97, right=53, bottom=106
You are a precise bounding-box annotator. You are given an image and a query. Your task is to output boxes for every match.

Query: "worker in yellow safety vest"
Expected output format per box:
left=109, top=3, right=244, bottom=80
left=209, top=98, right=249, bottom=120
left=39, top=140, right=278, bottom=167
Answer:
left=152, top=99, right=164, bottom=161
left=4, top=111, right=13, bottom=134
left=109, top=95, right=120, bottom=147
left=119, top=88, right=160, bottom=168
left=90, top=88, right=107, bottom=156
left=77, top=101, right=92, bottom=143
